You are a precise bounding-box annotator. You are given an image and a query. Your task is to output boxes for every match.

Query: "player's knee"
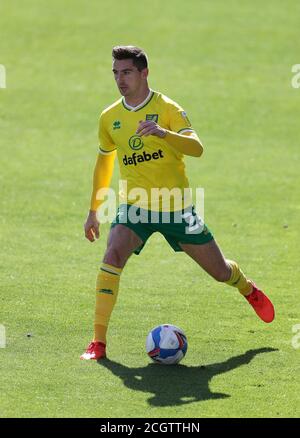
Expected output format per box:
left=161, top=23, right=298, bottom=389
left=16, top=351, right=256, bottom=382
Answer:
left=212, top=267, right=231, bottom=282
left=103, top=246, right=127, bottom=268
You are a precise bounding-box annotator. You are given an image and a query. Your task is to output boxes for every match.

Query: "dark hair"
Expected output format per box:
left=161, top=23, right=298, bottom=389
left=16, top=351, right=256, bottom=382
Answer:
left=112, top=45, right=148, bottom=71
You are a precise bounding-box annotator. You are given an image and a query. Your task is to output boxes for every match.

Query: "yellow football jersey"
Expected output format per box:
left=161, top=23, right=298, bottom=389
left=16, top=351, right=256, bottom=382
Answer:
left=98, top=89, right=196, bottom=211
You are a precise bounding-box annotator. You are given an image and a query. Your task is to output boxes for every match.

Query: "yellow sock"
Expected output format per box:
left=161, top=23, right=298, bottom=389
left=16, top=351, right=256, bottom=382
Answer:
left=93, top=263, right=122, bottom=344
left=225, top=260, right=253, bottom=296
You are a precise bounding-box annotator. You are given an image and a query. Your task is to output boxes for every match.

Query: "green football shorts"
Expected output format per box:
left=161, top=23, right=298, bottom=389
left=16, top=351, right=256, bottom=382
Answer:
left=111, top=204, right=214, bottom=255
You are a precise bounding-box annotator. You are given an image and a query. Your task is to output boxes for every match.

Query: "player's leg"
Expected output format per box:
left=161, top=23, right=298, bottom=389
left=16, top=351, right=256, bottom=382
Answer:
left=94, top=224, right=143, bottom=342
left=180, top=239, right=253, bottom=294
left=81, top=224, right=143, bottom=360
left=180, top=239, right=232, bottom=282
left=180, top=239, right=275, bottom=323
left=103, top=223, right=143, bottom=268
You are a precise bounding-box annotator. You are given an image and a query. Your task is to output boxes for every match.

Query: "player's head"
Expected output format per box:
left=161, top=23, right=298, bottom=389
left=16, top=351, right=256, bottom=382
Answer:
left=112, top=45, right=149, bottom=97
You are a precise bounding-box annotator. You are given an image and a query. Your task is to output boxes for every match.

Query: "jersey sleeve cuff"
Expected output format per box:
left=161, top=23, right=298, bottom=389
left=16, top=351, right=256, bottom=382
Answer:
left=99, top=147, right=116, bottom=155
left=177, top=128, right=195, bottom=135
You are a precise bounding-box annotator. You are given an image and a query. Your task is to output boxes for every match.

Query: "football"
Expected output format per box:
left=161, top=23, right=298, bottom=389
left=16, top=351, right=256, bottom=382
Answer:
left=146, top=324, right=188, bottom=365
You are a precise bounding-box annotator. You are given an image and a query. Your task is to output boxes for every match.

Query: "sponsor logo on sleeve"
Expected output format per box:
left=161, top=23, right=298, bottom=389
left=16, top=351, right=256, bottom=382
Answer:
left=181, top=111, right=192, bottom=127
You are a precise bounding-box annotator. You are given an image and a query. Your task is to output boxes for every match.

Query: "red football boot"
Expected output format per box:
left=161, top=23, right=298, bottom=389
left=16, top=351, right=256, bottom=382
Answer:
left=245, top=283, right=275, bottom=323
left=80, top=341, right=106, bottom=360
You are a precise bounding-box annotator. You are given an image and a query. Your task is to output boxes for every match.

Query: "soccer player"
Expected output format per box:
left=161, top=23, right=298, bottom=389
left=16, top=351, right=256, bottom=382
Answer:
left=80, top=46, right=275, bottom=360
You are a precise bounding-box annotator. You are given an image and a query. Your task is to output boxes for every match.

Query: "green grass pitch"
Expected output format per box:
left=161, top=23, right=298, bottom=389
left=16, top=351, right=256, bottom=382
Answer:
left=1, top=0, right=300, bottom=418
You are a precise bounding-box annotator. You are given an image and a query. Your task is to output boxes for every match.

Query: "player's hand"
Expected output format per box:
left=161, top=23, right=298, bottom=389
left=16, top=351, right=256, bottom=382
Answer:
left=84, top=210, right=100, bottom=242
left=136, top=120, right=167, bottom=138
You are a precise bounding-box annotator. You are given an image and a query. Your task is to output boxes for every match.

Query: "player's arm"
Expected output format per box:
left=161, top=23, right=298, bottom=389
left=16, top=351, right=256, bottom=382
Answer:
left=85, top=111, right=116, bottom=242
left=163, top=129, right=203, bottom=157
left=136, top=121, right=203, bottom=157
left=90, top=151, right=116, bottom=212
left=85, top=151, right=116, bottom=242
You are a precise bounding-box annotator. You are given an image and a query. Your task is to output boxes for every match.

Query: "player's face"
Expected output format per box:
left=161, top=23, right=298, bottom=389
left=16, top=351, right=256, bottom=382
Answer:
left=112, top=59, right=148, bottom=97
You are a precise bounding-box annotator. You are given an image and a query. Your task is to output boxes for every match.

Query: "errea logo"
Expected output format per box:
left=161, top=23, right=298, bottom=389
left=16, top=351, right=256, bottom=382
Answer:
left=113, top=120, right=121, bottom=130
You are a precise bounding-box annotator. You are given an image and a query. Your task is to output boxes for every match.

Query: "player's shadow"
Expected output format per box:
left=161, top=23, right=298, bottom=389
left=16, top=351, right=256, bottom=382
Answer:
left=98, top=347, right=277, bottom=407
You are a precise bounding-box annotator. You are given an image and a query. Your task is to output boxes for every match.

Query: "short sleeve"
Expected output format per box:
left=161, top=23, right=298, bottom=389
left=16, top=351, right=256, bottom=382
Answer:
left=168, top=101, right=194, bottom=134
left=98, top=112, right=116, bottom=155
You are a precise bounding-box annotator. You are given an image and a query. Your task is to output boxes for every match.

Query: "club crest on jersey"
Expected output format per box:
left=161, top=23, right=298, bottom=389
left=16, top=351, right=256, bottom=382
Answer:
left=129, top=135, right=144, bottom=150
left=146, top=114, right=158, bottom=123
left=113, top=120, right=121, bottom=130
left=181, top=111, right=192, bottom=127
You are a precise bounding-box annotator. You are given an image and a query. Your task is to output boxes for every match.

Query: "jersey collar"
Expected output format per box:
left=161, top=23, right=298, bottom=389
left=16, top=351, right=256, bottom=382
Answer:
left=122, top=89, right=154, bottom=112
